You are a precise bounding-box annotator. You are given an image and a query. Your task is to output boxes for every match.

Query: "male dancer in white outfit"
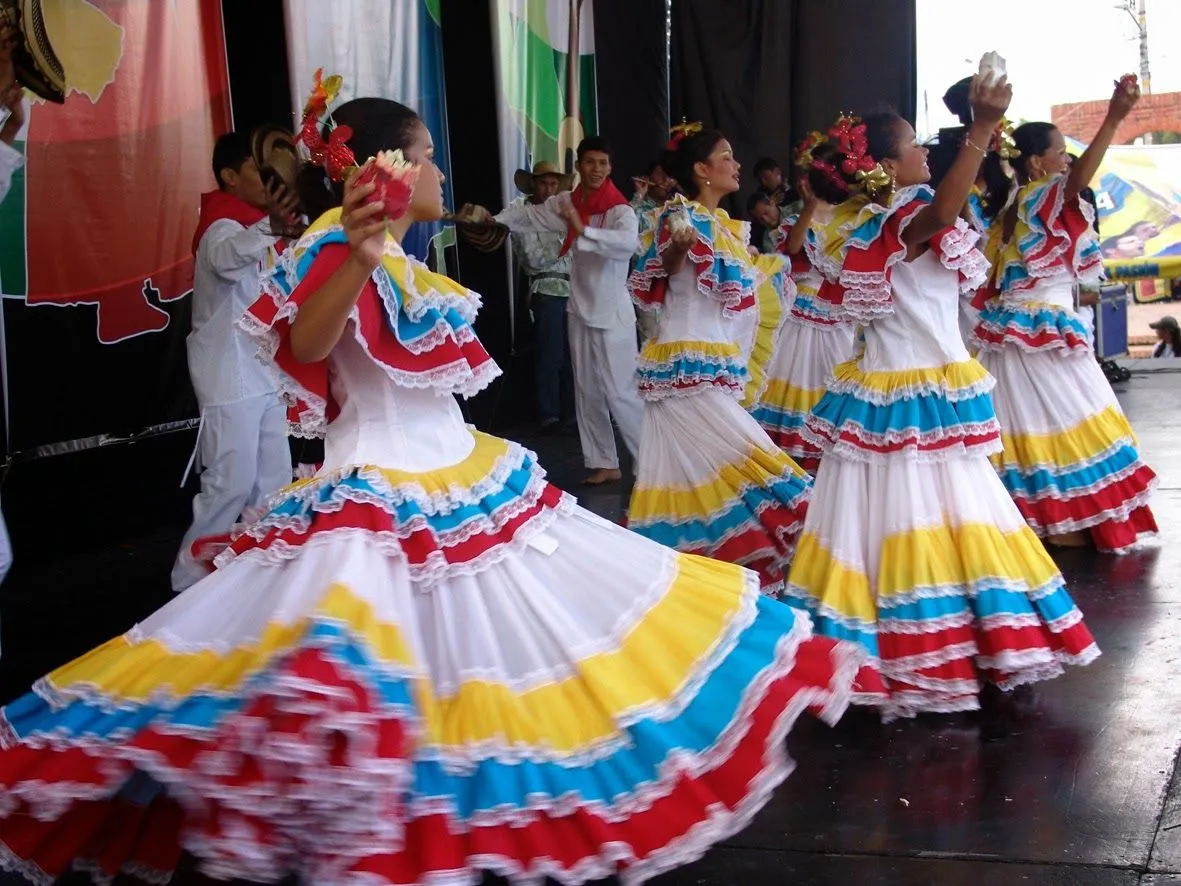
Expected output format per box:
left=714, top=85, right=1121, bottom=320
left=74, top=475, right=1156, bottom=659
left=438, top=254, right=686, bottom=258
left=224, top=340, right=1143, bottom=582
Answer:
left=489, top=137, right=643, bottom=485
left=170, top=133, right=299, bottom=591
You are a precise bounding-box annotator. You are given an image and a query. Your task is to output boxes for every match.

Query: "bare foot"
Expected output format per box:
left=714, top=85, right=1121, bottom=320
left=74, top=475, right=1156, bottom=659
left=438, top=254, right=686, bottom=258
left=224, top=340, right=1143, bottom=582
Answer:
left=584, top=468, right=622, bottom=485
left=1047, top=530, right=1089, bottom=549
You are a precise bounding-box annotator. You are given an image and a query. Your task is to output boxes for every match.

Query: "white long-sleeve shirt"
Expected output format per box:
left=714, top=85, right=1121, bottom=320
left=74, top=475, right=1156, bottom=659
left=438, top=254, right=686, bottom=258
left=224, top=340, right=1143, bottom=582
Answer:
left=188, top=218, right=280, bottom=407
left=0, top=140, right=24, bottom=204
left=495, top=192, right=638, bottom=329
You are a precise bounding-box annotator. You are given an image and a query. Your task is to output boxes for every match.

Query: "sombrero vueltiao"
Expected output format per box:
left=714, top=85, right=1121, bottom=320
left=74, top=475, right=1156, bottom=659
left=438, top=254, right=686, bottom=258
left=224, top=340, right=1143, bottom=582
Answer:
left=0, top=0, right=67, bottom=103
left=513, top=160, right=575, bottom=196
left=251, top=124, right=302, bottom=193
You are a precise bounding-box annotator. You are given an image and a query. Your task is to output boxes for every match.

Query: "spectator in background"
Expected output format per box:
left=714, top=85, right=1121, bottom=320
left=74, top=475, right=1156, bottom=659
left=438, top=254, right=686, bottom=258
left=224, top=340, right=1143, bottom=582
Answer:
left=1150, top=315, right=1181, bottom=358
left=753, top=157, right=788, bottom=208
left=631, top=152, right=678, bottom=243
left=509, top=161, right=576, bottom=434
left=747, top=191, right=781, bottom=253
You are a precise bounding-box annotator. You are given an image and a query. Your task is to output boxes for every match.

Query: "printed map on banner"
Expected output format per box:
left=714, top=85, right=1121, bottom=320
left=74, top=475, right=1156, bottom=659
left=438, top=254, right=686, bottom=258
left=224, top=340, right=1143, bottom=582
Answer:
left=1067, top=136, right=1181, bottom=281
left=491, top=0, right=599, bottom=208
left=0, top=0, right=232, bottom=344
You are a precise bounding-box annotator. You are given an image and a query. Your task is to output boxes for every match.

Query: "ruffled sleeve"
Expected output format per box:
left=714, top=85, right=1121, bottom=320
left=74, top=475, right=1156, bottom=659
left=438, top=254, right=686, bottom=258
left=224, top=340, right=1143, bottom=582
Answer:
left=964, top=186, right=988, bottom=235
left=817, top=185, right=989, bottom=323
left=988, top=174, right=1103, bottom=300
left=628, top=194, right=758, bottom=317
left=242, top=209, right=500, bottom=438
left=774, top=215, right=812, bottom=277
left=739, top=254, right=794, bottom=409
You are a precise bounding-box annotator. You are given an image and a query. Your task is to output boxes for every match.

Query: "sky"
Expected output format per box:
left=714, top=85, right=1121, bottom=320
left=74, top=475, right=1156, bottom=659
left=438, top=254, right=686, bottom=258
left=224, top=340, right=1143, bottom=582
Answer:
left=915, top=0, right=1181, bottom=140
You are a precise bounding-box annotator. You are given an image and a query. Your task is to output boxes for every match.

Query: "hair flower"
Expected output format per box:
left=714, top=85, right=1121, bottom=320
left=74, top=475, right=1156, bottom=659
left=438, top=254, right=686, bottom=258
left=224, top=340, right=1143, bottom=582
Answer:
left=296, top=69, right=357, bottom=182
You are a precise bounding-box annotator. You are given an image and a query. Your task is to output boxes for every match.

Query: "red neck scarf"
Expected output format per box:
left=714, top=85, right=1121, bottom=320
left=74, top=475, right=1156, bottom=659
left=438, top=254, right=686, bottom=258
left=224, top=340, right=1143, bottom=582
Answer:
left=192, top=190, right=267, bottom=254
left=560, top=178, right=629, bottom=255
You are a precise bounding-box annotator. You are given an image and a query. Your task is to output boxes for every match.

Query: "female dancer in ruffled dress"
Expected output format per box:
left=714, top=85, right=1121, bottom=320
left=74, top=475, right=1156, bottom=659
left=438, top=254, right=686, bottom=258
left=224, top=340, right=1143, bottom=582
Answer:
left=973, top=77, right=1156, bottom=553
left=0, top=95, right=862, bottom=885
left=753, top=135, right=857, bottom=473
left=626, top=129, right=813, bottom=595
left=783, top=75, right=1100, bottom=720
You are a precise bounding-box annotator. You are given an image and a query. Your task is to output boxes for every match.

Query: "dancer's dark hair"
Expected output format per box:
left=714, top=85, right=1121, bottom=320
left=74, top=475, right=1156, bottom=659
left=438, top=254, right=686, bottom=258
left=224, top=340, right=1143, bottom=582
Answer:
left=212, top=131, right=252, bottom=189
left=806, top=141, right=851, bottom=205
left=827, top=111, right=906, bottom=200
left=979, top=122, right=1059, bottom=221
left=670, top=128, right=726, bottom=199
left=296, top=97, right=422, bottom=221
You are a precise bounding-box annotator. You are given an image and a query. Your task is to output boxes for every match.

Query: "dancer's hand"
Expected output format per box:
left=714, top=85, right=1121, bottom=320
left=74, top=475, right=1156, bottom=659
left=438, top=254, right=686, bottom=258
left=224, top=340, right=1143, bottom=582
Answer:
left=560, top=203, right=585, bottom=236
left=668, top=223, right=696, bottom=253
left=968, top=73, right=1012, bottom=130
left=265, top=179, right=303, bottom=239
left=0, top=83, right=23, bottom=145
left=341, top=165, right=387, bottom=271
left=1108, top=74, right=1141, bottom=123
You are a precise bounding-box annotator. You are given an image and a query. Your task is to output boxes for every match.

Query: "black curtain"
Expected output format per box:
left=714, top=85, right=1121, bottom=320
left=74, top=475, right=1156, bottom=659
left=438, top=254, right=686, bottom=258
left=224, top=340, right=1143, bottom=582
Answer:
left=592, top=0, right=670, bottom=189
left=671, top=0, right=917, bottom=217
left=440, top=0, right=523, bottom=432
left=222, top=0, right=295, bottom=132
left=790, top=0, right=917, bottom=134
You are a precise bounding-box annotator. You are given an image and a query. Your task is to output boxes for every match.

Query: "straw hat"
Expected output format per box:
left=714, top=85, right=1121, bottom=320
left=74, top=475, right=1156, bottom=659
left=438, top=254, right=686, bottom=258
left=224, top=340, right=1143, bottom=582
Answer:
left=513, top=160, right=574, bottom=196
left=0, top=0, right=67, bottom=103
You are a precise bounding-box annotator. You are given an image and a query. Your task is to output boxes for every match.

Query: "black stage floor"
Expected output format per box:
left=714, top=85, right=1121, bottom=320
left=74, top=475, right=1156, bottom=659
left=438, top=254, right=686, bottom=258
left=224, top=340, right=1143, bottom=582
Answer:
left=1, top=368, right=1179, bottom=886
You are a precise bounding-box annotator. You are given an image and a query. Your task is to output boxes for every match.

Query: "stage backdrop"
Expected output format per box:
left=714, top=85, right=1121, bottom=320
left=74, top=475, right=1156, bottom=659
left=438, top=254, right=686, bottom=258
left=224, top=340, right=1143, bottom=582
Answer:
left=671, top=0, right=917, bottom=217
left=283, top=0, right=456, bottom=269
left=490, top=0, right=598, bottom=205
left=0, top=0, right=232, bottom=457
left=1063, top=137, right=1181, bottom=283
left=488, top=0, right=599, bottom=345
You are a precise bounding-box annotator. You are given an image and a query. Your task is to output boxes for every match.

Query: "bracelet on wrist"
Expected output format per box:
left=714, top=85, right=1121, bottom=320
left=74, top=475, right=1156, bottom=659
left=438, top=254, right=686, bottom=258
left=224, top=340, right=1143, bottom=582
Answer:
left=962, top=136, right=988, bottom=157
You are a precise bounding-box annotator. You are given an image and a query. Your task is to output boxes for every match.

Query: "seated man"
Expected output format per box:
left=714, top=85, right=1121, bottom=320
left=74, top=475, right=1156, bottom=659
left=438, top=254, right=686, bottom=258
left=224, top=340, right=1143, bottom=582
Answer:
left=747, top=191, right=781, bottom=254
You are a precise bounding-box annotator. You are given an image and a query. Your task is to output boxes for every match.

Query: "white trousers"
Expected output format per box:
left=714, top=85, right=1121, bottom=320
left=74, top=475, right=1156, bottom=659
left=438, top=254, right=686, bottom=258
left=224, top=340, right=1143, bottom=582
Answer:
left=568, top=312, right=644, bottom=470
left=171, top=394, right=291, bottom=591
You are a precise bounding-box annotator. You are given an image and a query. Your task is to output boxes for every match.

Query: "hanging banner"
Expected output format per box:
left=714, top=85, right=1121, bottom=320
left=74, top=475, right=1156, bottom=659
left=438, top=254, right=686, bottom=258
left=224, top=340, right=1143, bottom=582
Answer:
left=0, top=0, right=232, bottom=454
left=283, top=0, right=456, bottom=267
left=1067, top=136, right=1181, bottom=282
left=489, top=0, right=599, bottom=206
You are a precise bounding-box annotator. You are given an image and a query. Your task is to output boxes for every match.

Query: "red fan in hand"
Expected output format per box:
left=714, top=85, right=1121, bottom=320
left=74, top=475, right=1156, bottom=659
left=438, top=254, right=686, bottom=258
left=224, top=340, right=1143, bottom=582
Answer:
left=354, top=150, right=421, bottom=222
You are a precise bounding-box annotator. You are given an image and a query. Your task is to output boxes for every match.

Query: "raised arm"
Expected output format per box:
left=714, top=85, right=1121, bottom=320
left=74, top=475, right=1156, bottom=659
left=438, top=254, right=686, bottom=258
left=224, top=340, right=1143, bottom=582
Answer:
left=204, top=181, right=302, bottom=277
left=904, top=75, right=1012, bottom=247
left=289, top=176, right=387, bottom=364
left=783, top=182, right=818, bottom=256
left=660, top=217, right=698, bottom=275
left=575, top=204, right=639, bottom=260
left=493, top=194, right=569, bottom=234
left=1067, top=78, right=1140, bottom=201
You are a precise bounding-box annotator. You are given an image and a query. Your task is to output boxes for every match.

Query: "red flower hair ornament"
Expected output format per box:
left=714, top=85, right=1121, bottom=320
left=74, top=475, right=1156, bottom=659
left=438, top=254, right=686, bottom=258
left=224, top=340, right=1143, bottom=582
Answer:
left=825, top=114, right=894, bottom=198
left=295, top=69, right=420, bottom=222
left=667, top=118, right=703, bottom=150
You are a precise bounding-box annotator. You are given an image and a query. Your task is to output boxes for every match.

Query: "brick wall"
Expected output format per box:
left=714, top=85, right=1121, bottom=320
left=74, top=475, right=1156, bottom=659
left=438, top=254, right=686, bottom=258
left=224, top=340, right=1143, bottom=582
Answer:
left=1052, top=91, right=1181, bottom=144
